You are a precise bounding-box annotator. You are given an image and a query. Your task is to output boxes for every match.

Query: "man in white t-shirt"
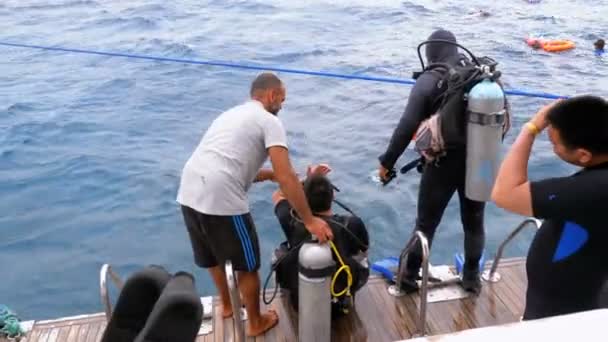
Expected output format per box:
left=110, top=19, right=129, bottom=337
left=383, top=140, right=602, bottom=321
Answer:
left=177, top=72, right=333, bottom=336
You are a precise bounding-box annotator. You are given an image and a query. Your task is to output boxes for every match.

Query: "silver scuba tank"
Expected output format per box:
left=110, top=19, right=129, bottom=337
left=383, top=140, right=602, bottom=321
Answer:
left=298, top=242, right=335, bottom=342
left=465, top=77, right=506, bottom=201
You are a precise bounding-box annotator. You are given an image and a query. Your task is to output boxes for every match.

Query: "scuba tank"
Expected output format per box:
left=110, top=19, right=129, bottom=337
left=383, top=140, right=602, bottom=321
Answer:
left=411, top=40, right=507, bottom=201
left=298, top=242, right=335, bottom=342
left=465, top=75, right=506, bottom=201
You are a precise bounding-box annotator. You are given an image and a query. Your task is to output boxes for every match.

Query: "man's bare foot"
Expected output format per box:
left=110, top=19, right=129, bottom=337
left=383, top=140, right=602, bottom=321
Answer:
left=247, top=310, right=279, bottom=337
left=221, top=305, right=233, bottom=319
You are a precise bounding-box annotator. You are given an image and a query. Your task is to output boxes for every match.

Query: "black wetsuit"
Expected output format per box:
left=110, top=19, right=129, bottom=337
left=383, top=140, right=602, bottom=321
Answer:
left=524, top=162, right=608, bottom=319
left=273, top=199, right=370, bottom=312
left=379, top=30, right=485, bottom=279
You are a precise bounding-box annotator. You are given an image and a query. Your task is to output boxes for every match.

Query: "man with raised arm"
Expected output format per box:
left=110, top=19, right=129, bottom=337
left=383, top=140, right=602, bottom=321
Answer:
left=492, top=96, right=608, bottom=319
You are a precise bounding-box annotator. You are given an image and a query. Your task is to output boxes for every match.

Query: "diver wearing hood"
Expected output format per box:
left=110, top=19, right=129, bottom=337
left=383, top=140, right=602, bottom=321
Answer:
left=378, top=30, right=486, bottom=294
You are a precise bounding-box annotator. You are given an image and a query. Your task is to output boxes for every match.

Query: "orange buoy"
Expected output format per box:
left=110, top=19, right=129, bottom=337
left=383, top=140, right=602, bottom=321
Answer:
left=526, top=38, right=575, bottom=53
left=541, top=40, right=575, bottom=52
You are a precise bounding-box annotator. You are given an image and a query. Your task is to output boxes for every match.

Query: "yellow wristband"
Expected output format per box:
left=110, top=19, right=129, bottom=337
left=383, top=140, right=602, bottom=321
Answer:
left=525, top=122, right=540, bottom=136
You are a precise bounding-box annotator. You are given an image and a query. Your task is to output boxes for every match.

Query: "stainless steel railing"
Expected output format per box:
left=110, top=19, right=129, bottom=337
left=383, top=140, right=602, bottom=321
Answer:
left=387, top=231, right=430, bottom=337
left=100, top=264, right=124, bottom=320
left=482, top=218, right=542, bottom=282
left=225, top=261, right=246, bottom=342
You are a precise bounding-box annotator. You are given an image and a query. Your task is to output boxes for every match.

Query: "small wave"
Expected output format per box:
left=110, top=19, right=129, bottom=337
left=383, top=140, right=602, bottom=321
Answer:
left=210, top=0, right=278, bottom=12
left=525, top=14, right=563, bottom=24
left=94, top=78, right=136, bottom=93
left=163, top=42, right=197, bottom=57
left=6, top=102, right=37, bottom=113
left=263, top=48, right=339, bottom=63
left=352, top=65, right=396, bottom=76
left=581, top=32, right=603, bottom=41
left=134, top=38, right=197, bottom=58
left=11, top=0, right=98, bottom=11
left=121, top=4, right=168, bottom=15
left=87, top=16, right=159, bottom=31
left=401, top=1, right=435, bottom=15
left=363, top=10, right=407, bottom=21
left=1, top=149, right=15, bottom=158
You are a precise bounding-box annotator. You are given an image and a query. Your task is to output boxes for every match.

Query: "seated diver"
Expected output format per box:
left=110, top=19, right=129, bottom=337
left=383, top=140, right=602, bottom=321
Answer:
left=271, top=164, right=370, bottom=316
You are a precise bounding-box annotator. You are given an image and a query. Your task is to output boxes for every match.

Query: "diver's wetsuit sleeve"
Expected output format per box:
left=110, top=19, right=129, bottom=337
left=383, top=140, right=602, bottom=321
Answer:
left=274, top=199, right=312, bottom=247
left=379, top=72, right=439, bottom=169
left=274, top=199, right=295, bottom=243
left=347, top=216, right=370, bottom=253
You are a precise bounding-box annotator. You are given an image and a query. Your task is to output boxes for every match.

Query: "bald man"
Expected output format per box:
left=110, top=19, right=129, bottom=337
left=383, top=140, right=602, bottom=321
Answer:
left=177, top=72, right=332, bottom=336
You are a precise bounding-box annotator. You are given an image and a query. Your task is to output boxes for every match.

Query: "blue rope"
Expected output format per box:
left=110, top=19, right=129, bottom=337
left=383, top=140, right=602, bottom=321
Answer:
left=0, top=41, right=566, bottom=100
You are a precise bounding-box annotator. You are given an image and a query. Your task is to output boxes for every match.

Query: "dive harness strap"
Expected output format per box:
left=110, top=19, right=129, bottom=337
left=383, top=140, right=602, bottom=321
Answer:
left=468, top=110, right=506, bottom=125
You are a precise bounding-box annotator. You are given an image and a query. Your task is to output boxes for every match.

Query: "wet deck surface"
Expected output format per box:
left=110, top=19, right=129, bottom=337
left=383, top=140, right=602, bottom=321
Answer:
left=14, top=258, right=527, bottom=342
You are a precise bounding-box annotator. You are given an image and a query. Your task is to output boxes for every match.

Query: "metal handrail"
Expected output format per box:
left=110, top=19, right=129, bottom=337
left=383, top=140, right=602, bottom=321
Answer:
left=225, top=261, right=245, bottom=342
left=388, top=231, right=430, bottom=337
left=100, top=264, right=124, bottom=320
left=482, top=218, right=542, bottom=282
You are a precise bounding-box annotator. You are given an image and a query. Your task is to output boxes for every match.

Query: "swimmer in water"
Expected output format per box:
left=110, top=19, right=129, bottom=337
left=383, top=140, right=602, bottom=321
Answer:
left=530, top=39, right=543, bottom=49
left=468, top=9, right=491, bottom=17
left=594, top=39, right=605, bottom=56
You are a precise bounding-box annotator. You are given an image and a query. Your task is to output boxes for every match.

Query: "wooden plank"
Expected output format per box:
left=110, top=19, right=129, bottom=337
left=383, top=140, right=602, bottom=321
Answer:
left=18, top=258, right=530, bottom=342
left=429, top=297, right=473, bottom=333
left=55, top=326, right=70, bottom=342
left=448, top=298, right=475, bottom=331
left=461, top=281, right=517, bottom=329
left=223, top=316, right=234, bottom=342
left=270, top=295, right=296, bottom=342
left=77, top=322, right=89, bottom=342
left=490, top=276, right=524, bottom=317
left=496, top=265, right=526, bottom=296
left=254, top=293, right=274, bottom=342
left=35, top=314, right=105, bottom=330
left=23, top=328, right=41, bottom=342
left=352, top=284, right=384, bottom=341
left=410, top=291, right=446, bottom=335
left=205, top=326, right=215, bottom=342
left=352, top=283, right=396, bottom=341
left=95, top=322, right=106, bottom=342
left=345, top=306, right=369, bottom=342
left=213, top=303, right=224, bottom=342
left=425, top=300, right=454, bottom=335
left=85, top=322, right=100, bottom=342
left=36, top=329, right=50, bottom=342
left=334, top=315, right=355, bottom=342
left=46, top=328, right=59, bottom=342
left=367, top=282, right=411, bottom=339
left=65, top=325, right=80, bottom=342
left=502, top=264, right=527, bottom=295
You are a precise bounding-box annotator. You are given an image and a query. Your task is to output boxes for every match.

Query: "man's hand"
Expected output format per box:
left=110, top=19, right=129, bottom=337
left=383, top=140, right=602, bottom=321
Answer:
left=304, top=216, right=334, bottom=243
left=254, top=168, right=275, bottom=183
left=378, top=164, right=391, bottom=182
left=531, top=100, right=563, bottom=132
left=306, top=164, right=332, bottom=177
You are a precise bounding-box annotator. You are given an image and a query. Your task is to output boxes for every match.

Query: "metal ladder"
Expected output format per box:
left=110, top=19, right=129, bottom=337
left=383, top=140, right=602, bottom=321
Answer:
left=387, top=231, right=431, bottom=337
left=99, top=264, right=124, bottom=320
left=482, top=218, right=542, bottom=282
left=386, top=217, right=541, bottom=337
left=225, top=261, right=246, bottom=342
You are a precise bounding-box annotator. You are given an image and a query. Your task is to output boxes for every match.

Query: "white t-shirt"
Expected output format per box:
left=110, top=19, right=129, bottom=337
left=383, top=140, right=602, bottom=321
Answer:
left=177, top=100, right=288, bottom=215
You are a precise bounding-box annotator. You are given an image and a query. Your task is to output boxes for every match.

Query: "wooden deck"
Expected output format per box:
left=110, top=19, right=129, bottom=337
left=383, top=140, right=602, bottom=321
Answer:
left=12, top=258, right=528, bottom=342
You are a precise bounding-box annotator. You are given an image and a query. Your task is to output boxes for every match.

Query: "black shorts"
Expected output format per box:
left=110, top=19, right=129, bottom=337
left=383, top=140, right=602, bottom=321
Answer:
left=181, top=205, right=261, bottom=272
